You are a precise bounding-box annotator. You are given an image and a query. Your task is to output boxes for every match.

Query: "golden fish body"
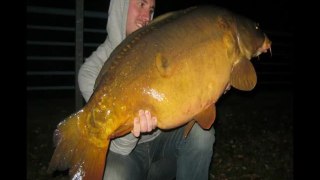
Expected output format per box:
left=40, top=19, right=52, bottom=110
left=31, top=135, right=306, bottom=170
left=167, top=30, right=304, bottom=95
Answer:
left=48, top=5, right=271, bottom=180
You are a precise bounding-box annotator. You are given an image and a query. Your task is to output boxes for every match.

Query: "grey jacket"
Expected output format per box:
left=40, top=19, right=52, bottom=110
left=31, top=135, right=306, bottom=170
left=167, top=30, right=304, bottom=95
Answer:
left=78, top=0, right=160, bottom=155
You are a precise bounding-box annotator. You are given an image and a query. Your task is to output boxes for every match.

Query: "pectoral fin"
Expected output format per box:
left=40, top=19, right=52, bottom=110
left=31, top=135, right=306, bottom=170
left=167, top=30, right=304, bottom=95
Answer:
left=110, top=123, right=133, bottom=139
left=230, top=59, right=257, bottom=91
left=183, top=104, right=216, bottom=138
left=183, top=120, right=196, bottom=138
left=195, top=104, right=216, bottom=129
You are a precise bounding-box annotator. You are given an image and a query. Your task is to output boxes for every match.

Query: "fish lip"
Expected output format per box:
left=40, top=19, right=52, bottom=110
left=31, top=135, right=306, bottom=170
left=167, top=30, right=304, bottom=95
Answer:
left=254, top=36, right=272, bottom=57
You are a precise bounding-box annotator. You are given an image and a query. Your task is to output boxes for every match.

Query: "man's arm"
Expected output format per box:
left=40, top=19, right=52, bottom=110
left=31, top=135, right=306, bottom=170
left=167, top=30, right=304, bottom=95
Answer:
left=78, top=50, right=157, bottom=155
left=110, top=110, right=158, bottom=155
left=78, top=39, right=113, bottom=102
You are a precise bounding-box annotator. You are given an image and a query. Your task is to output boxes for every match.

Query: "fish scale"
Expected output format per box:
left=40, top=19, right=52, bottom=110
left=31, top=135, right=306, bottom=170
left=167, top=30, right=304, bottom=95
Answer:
left=48, top=5, right=271, bottom=180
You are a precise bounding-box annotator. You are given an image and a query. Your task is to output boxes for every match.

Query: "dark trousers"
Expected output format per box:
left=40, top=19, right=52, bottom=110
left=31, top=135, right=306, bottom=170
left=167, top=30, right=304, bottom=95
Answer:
left=103, top=123, right=215, bottom=180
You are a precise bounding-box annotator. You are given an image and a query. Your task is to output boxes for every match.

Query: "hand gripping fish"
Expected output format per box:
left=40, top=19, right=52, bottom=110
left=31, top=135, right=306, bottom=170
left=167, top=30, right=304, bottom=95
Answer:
left=47, top=5, right=271, bottom=180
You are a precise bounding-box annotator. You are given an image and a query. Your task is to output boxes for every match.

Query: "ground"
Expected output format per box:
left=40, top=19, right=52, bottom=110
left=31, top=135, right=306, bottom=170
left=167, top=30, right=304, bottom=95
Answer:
left=27, top=88, right=293, bottom=180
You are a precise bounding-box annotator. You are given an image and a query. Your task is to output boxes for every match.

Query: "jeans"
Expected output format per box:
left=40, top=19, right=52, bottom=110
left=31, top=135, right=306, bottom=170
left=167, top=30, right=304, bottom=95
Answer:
left=103, top=123, right=215, bottom=180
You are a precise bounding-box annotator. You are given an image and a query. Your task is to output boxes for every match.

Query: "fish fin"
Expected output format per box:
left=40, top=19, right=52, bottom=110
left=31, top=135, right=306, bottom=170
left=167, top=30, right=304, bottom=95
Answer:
left=183, top=120, right=196, bottom=138
left=155, top=53, right=174, bottom=77
left=110, top=123, right=133, bottom=139
left=194, top=104, right=216, bottom=129
left=47, top=111, right=108, bottom=180
left=230, top=59, right=257, bottom=91
left=182, top=105, right=216, bottom=138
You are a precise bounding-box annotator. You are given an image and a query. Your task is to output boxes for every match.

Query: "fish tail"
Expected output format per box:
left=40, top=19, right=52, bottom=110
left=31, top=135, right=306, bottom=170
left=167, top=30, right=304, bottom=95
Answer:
left=47, top=110, right=109, bottom=180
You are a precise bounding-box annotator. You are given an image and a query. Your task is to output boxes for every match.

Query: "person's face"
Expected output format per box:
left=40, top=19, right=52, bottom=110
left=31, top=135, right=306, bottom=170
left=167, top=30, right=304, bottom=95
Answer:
left=126, top=0, right=155, bottom=36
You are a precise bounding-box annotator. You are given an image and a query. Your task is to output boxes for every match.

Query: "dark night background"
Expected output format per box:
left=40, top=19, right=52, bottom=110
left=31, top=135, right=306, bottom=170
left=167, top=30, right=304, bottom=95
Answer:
left=27, top=0, right=293, bottom=179
left=27, top=0, right=292, bottom=92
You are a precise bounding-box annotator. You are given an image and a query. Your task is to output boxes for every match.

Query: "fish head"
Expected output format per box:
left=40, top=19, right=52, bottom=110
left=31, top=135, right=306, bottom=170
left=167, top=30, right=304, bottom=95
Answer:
left=234, top=16, right=272, bottom=59
left=228, top=15, right=272, bottom=91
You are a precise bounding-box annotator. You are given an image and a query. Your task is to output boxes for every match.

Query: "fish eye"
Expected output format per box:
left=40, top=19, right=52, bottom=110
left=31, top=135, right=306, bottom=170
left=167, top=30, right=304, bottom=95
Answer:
left=255, top=23, right=260, bottom=29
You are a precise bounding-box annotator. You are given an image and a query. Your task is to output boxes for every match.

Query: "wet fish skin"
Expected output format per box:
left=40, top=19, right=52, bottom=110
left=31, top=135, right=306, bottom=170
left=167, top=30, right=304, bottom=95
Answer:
left=47, top=5, right=271, bottom=180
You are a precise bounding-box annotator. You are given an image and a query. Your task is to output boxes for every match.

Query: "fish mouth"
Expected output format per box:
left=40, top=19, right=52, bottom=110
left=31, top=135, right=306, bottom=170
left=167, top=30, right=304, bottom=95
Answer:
left=254, top=35, right=272, bottom=57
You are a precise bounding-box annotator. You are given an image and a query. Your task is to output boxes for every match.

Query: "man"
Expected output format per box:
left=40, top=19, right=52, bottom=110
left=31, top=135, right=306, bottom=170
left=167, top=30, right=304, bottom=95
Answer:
left=78, top=0, right=215, bottom=179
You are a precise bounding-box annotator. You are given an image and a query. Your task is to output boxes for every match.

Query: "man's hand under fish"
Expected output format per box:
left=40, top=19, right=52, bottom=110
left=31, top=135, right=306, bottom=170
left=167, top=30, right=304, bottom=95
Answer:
left=132, top=110, right=158, bottom=137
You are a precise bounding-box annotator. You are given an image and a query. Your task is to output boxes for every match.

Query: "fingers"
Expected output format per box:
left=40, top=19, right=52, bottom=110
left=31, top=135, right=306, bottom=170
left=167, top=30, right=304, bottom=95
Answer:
left=145, top=110, right=153, bottom=132
left=139, top=110, right=149, bottom=132
left=131, top=110, right=157, bottom=137
left=131, top=117, right=141, bottom=137
left=152, top=117, right=157, bottom=130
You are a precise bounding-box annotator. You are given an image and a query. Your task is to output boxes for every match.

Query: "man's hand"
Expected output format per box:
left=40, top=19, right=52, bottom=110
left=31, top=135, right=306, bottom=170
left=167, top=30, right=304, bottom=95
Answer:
left=131, top=110, right=157, bottom=137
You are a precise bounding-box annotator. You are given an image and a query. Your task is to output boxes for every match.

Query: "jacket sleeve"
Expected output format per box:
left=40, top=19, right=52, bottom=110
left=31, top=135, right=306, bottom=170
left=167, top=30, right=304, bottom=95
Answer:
left=78, top=39, right=139, bottom=155
left=109, top=134, right=139, bottom=155
left=78, top=40, right=112, bottom=102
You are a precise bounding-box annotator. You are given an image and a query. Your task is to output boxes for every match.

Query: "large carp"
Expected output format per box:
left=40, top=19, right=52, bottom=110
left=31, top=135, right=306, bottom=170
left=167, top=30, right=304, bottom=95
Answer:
left=48, top=5, right=271, bottom=180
